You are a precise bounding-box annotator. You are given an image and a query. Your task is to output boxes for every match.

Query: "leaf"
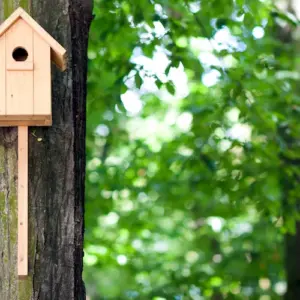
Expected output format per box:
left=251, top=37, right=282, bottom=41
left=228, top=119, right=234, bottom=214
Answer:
left=166, top=82, right=175, bottom=95
left=135, top=72, right=143, bottom=89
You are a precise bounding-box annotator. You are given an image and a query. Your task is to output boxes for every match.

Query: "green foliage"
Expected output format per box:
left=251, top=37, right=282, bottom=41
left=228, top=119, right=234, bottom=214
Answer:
left=85, top=0, right=300, bottom=299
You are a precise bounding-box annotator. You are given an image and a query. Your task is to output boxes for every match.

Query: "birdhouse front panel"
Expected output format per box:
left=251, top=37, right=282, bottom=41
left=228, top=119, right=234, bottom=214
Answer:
left=0, top=18, right=51, bottom=126
left=7, top=19, right=34, bottom=116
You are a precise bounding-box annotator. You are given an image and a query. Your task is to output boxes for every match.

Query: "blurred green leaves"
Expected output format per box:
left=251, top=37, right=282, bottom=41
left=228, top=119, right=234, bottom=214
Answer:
left=84, top=0, right=300, bottom=299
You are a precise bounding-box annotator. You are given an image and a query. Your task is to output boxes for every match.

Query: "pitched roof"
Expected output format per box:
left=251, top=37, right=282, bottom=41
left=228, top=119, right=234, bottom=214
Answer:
left=0, top=7, right=67, bottom=71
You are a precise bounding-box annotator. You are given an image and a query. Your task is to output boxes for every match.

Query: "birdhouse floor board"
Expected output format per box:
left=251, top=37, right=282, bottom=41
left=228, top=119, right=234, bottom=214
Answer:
left=0, top=115, right=52, bottom=126
left=0, top=120, right=52, bottom=126
left=0, top=115, right=51, bottom=120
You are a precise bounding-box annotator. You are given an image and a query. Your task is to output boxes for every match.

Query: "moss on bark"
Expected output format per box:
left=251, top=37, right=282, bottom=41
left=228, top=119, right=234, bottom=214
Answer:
left=3, top=0, right=30, bottom=18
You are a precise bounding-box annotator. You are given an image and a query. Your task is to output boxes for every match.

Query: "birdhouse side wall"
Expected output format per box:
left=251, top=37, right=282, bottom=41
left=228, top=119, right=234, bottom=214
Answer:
left=33, top=32, right=51, bottom=117
left=0, top=35, right=5, bottom=115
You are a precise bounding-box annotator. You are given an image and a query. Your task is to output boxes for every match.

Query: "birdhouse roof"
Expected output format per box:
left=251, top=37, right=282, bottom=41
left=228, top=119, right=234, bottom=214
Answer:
left=0, top=7, right=66, bottom=70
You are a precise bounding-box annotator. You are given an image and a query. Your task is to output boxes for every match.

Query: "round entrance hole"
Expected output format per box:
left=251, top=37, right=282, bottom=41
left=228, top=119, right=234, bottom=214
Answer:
left=12, top=47, right=28, bottom=61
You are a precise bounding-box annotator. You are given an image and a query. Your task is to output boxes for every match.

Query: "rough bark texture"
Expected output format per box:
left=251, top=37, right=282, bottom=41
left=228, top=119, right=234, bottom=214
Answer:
left=284, top=224, right=300, bottom=300
left=280, top=1, right=300, bottom=299
left=0, top=0, right=93, bottom=299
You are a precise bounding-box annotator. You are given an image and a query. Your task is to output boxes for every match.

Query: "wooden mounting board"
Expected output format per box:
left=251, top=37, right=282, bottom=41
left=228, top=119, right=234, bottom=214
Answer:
left=18, top=126, right=28, bottom=276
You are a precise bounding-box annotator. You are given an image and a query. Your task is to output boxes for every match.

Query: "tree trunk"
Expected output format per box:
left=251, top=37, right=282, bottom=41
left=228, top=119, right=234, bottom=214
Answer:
left=0, top=1, right=92, bottom=299
left=284, top=224, right=300, bottom=299
left=278, top=2, right=300, bottom=299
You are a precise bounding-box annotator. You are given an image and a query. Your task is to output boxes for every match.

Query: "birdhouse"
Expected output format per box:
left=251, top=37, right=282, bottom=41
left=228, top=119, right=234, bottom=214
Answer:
left=0, top=7, right=66, bottom=126
left=0, top=7, right=66, bottom=277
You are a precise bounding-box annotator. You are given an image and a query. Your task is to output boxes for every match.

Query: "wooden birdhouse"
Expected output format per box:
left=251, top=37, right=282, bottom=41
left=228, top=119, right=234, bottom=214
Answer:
left=0, top=7, right=66, bottom=126
left=0, top=7, right=66, bottom=277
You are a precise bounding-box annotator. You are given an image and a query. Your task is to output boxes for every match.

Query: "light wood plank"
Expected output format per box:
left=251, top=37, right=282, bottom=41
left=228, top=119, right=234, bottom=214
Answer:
left=18, top=126, right=28, bottom=277
left=6, top=19, right=33, bottom=116
left=0, top=35, right=5, bottom=115
left=6, top=19, right=33, bottom=65
left=34, top=32, right=51, bottom=115
left=7, top=61, right=33, bottom=71
left=6, top=71, right=33, bottom=115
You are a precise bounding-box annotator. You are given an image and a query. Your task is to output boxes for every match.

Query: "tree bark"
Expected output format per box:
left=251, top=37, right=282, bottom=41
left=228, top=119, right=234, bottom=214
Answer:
left=284, top=224, right=300, bottom=299
left=277, top=1, right=300, bottom=299
left=0, top=1, right=92, bottom=299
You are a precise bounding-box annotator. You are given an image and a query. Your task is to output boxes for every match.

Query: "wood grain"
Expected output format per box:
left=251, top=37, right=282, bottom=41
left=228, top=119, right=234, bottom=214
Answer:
left=6, top=19, right=33, bottom=116
left=7, top=62, right=33, bottom=71
left=34, top=32, right=51, bottom=116
left=0, top=35, right=5, bottom=115
left=17, top=126, right=28, bottom=277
